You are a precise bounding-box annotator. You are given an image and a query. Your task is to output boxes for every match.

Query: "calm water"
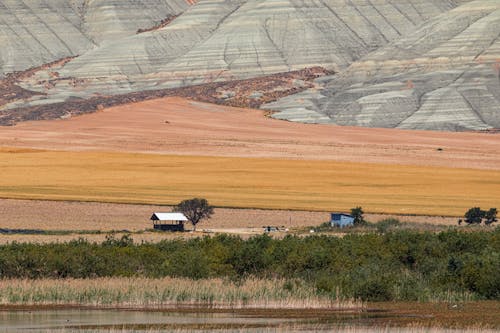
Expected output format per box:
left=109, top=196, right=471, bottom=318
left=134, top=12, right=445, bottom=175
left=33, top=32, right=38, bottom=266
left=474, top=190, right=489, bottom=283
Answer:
left=0, top=309, right=497, bottom=333
left=1, top=310, right=294, bottom=332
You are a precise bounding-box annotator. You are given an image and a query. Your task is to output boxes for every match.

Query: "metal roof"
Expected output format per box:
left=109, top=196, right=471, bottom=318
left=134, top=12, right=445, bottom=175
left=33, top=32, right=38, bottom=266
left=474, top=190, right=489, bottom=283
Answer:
left=151, top=212, right=188, bottom=221
left=331, top=213, right=354, bottom=217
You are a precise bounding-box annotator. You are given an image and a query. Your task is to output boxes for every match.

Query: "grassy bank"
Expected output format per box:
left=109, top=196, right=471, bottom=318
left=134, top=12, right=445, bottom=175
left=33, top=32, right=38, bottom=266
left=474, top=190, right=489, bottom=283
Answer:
left=0, top=277, right=357, bottom=309
left=1, top=279, right=499, bottom=331
left=1, top=149, right=499, bottom=215
left=0, top=230, right=499, bottom=302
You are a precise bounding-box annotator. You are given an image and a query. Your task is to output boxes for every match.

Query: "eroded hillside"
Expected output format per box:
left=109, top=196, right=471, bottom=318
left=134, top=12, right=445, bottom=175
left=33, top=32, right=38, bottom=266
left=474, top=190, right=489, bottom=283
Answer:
left=0, top=0, right=190, bottom=76
left=2, top=0, right=499, bottom=131
left=267, top=0, right=500, bottom=131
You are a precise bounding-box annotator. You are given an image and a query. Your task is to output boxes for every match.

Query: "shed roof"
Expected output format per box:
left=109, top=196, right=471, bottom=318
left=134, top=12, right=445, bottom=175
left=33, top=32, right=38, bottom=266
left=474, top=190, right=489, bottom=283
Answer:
left=331, top=213, right=354, bottom=217
left=151, top=212, right=188, bottom=221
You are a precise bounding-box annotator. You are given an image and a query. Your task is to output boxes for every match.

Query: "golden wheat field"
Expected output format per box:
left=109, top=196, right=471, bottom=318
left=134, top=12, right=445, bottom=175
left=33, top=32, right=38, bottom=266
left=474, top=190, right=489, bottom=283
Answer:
left=1, top=148, right=499, bottom=216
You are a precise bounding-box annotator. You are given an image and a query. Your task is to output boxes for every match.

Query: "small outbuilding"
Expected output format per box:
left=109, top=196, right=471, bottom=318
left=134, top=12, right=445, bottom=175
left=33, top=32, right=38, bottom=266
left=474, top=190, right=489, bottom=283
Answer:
left=264, top=226, right=279, bottom=233
left=151, top=212, right=188, bottom=231
left=330, top=213, right=355, bottom=228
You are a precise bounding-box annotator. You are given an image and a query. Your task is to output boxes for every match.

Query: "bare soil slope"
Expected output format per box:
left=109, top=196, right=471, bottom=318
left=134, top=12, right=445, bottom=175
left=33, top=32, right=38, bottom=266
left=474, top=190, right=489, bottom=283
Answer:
left=0, top=97, right=498, bottom=170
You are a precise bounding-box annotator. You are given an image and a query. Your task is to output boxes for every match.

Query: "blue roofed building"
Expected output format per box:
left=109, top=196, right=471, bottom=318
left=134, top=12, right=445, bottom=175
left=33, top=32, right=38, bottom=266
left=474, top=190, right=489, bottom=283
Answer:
left=331, top=213, right=355, bottom=228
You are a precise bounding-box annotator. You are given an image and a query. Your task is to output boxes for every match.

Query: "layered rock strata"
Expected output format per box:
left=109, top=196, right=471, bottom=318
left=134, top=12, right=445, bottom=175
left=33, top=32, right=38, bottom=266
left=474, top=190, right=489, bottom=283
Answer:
left=4, top=0, right=498, bottom=131
left=267, top=0, right=500, bottom=130
left=0, top=0, right=190, bottom=77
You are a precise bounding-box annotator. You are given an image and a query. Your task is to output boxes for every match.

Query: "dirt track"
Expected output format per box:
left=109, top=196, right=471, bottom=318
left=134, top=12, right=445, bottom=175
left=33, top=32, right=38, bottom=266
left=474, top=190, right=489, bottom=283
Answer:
left=0, top=97, right=499, bottom=170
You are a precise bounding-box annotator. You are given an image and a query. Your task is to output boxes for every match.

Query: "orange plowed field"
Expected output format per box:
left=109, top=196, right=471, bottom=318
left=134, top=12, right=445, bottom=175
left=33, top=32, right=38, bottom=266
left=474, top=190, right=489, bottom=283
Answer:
left=0, top=97, right=498, bottom=170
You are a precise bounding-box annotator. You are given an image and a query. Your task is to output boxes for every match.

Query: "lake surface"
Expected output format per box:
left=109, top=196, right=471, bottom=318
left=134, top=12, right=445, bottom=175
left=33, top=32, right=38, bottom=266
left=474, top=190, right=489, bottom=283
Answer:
left=1, top=309, right=291, bottom=332
left=0, top=309, right=498, bottom=332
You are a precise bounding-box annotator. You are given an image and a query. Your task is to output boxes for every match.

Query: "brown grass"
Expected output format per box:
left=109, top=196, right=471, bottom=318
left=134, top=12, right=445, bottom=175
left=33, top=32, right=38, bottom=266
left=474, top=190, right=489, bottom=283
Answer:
left=1, top=149, right=499, bottom=216
left=0, top=277, right=359, bottom=310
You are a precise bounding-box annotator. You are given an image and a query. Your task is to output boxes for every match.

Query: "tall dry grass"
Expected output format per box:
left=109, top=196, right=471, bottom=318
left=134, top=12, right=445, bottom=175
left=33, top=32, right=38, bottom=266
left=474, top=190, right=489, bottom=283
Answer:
left=0, top=277, right=360, bottom=310
left=1, top=149, right=499, bottom=216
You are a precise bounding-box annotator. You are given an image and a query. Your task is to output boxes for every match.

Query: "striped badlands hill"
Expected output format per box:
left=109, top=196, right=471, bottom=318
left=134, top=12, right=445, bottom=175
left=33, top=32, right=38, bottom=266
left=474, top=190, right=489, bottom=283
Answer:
left=266, top=0, right=500, bottom=131
left=4, top=0, right=500, bottom=131
left=0, top=0, right=190, bottom=76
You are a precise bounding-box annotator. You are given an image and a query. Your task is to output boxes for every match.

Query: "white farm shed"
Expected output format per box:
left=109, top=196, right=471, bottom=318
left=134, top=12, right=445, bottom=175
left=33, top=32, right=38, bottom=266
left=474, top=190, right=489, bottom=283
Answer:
left=150, top=212, right=188, bottom=231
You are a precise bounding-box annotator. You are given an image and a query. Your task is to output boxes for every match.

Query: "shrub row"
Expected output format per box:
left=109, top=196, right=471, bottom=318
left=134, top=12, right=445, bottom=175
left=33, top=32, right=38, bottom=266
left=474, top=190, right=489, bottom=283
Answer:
left=0, top=229, right=499, bottom=301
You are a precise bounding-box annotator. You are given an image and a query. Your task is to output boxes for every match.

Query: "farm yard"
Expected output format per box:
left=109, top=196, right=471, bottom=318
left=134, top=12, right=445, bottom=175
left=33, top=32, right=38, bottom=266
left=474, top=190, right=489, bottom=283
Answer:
left=0, top=199, right=331, bottom=231
left=0, top=198, right=461, bottom=244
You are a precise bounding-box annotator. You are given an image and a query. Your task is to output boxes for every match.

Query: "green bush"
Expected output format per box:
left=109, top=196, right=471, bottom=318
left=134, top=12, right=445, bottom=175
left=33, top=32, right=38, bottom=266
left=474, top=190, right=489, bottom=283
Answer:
left=354, top=278, right=393, bottom=301
left=0, top=230, right=499, bottom=301
left=376, top=218, right=401, bottom=233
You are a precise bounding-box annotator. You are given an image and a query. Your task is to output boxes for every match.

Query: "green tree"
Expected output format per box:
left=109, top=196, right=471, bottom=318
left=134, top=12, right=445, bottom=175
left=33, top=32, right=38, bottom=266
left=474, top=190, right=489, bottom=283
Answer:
left=350, top=206, right=365, bottom=225
left=464, top=207, right=485, bottom=225
left=174, top=198, right=214, bottom=231
left=484, top=208, right=498, bottom=225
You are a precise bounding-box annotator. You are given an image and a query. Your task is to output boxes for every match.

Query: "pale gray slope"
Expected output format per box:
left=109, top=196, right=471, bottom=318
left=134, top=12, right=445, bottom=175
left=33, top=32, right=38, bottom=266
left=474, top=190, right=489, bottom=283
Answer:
left=0, top=0, right=190, bottom=77
left=57, top=0, right=460, bottom=85
left=267, top=0, right=500, bottom=131
left=0, top=0, right=92, bottom=76
left=79, top=0, right=189, bottom=45
left=59, top=0, right=247, bottom=80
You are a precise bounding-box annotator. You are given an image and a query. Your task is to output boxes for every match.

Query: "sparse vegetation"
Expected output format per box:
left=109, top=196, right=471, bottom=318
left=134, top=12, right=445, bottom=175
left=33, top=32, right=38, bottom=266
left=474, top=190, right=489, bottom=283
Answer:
left=311, top=217, right=441, bottom=235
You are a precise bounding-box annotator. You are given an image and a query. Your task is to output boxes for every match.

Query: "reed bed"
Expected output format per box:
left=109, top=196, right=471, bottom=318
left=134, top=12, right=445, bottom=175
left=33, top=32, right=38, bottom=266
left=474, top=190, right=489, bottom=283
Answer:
left=0, top=277, right=360, bottom=310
